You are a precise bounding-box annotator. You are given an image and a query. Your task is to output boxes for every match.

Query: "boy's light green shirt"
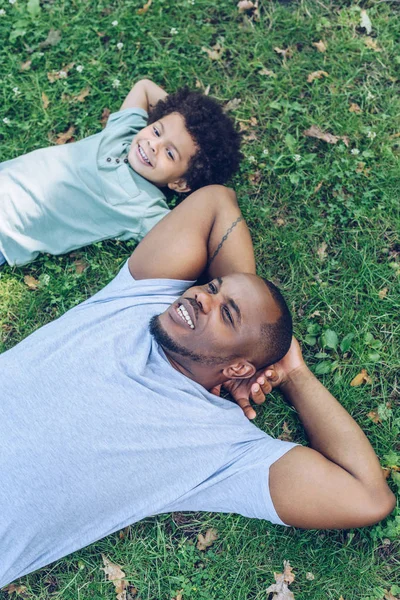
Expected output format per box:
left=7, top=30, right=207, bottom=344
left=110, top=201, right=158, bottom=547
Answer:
left=0, top=108, right=170, bottom=266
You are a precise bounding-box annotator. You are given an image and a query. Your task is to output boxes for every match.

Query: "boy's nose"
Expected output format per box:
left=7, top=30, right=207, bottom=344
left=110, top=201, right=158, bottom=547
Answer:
left=148, top=139, right=161, bottom=155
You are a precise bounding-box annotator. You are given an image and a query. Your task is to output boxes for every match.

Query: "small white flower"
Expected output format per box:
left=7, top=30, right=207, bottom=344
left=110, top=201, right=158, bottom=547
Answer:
left=112, top=20, right=118, bottom=26
left=9, top=0, right=16, bottom=4
left=58, top=70, right=67, bottom=78
left=116, top=42, right=124, bottom=50
left=13, top=86, right=20, bottom=95
left=351, top=148, right=360, bottom=155
left=293, top=154, right=301, bottom=162
left=112, top=78, right=121, bottom=89
left=170, top=27, right=178, bottom=35
left=3, top=117, right=10, bottom=124
left=0, top=8, right=6, bottom=15
left=262, top=148, right=269, bottom=156
left=367, top=130, right=376, bottom=139
left=366, top=91, right=375, bottom=101
left=188, top=0, right=195, bottom=4
left=76, top=65, right=84, bottom=73
left=248, top=155, right=256, bottom=163
left=40, top=274, right=50, bottom=286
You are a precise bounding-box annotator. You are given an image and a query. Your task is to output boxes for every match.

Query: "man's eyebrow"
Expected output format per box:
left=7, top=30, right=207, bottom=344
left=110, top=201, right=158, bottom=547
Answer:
left=218, top=277, right=242, bottom=325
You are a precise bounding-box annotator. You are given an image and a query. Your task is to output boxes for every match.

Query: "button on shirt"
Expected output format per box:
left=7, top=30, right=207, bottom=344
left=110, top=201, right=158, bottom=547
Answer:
left=0, top=108, right=170, bottom=266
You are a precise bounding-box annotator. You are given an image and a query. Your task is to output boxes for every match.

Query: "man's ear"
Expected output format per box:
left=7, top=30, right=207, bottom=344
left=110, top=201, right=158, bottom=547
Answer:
left=222, top=361, right=256, bottom=380
left=167, top=178, right=191, bottom=193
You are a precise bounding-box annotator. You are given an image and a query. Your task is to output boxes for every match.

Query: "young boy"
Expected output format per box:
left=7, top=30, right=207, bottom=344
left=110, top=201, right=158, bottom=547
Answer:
left=0, top=79, right=242, bottom=266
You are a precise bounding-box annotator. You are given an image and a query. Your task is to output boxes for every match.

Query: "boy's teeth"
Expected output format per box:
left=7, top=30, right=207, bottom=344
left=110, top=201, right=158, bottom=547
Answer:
left=139, top=146, right=150, bottom=164
left=177, top=304, right=194, bottom=329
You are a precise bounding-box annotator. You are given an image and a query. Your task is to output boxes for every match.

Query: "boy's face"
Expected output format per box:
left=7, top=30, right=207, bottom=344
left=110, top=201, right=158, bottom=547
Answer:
left=128, top=112, right=197, bottom=192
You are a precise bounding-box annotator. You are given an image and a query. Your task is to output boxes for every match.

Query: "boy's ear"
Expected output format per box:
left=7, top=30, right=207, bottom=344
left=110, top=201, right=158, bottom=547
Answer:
left=167, top=178, right=191, bottom=193
left=222, top=361, right=256, bottom=380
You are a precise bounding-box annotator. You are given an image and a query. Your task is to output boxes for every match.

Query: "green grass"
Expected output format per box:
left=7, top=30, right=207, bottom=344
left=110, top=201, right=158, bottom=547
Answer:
left=1, top=0, right=400, bottom=598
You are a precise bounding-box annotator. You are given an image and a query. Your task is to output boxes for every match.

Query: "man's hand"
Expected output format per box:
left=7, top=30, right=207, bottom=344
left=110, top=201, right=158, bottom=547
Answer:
left=211, top=338, right=306, bottom=419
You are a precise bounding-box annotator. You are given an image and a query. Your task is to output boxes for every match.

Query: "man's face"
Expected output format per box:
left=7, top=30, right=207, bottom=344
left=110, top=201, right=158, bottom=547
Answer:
left=128, top=112, right=197, bottom=191
left=151, top=273, right=282, bottom=367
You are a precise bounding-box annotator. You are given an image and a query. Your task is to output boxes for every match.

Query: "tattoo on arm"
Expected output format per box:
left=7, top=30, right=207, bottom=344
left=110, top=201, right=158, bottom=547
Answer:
left=207, top=216, right=244, bottom=269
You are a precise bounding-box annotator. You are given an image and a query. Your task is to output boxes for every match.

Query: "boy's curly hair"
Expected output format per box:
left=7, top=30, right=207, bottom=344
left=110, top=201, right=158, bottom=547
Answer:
left=148, top=87, right=243, bottom=191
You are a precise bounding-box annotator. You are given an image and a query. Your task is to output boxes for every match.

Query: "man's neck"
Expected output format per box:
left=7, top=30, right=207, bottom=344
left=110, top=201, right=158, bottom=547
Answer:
left=162, top=349, right=225, bottom=392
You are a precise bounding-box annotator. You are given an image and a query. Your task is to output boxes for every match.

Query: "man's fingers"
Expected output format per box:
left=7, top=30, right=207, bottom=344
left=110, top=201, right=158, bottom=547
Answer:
left=236, top=397, right=256, bottom=420
left=210, top=384, right=221, bottom=397
left=251, top=383, right=266, bottom=405
left=264, top=368, right=279, bottom=383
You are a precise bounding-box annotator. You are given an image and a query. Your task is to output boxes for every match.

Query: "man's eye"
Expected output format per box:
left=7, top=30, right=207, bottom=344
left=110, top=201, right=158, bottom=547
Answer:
left=166, top=149, right=175, bottom=160
left=222, top=306, right=233, bottom=325
left=207, top=282, right=217, bottom=294
left=153, top=126, right=160, bottom=137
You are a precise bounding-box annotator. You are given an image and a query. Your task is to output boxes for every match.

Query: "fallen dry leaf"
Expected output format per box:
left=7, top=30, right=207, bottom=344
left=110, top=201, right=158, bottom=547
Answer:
left=278, top=421, right=293, bottom=442
left=275, top=217, right=286, bottom=227
left=202, top=42, right=224, bottom=61
left=313, top=181, right=323, bottom=193
left=223, top=98, right=241, bottom=113
left=100, top=107, right=111, bottom=128
left=75, top=87, right=91, bottom=102
left=306, top=572, right=315, bottom=581
left=312, top=40, right=327, bottom=53
left=317, top=242, right=328, bottom=261
left=266, top=560, right=295, bottom=600
left=304, top=125, right=349, bottom=147
left=39, top=28, right=62, bottom=49
left=237, top=0, right=255, bottom=12
left=101, top=554, right=128, bottom=600
left=378, top=287, right=388, bottom=299
left=41, top=92, right=50, bottom=109
left=384, top=592, right=399, bottom=600
left=73, top=259, right=88, bottom=274
left=2, top=584, right=30, bottom=598
left=307, top=70, right=329, bottom=83
left=355, top=162, right=371, bottom=177
left=20, top=59, right=32, bottom=71
left=54, top=125, right=76, bottom=145
left=364, top=37, right=382, bottom=52
left=47, top=62, right=75, bottom=83
left=243, top=131, right=257, bottom=142
left=259, top=68, right=276, bottom=77
left=137, top=0, right=152, bottom=15
left=360, top=10, right=372, bottom=35
left=172, top=592, right=183, bottom=600
left=248, top=170, right=262, bottom=185
left=274, top=46, right=292, bottom=60
left=197, top=528, right=218, bottom=551
left=350, top=369, right=372, bottom=387
left=349, top=102, right=362, bottom=114
left=368, top=410, right=381, bottom=424
left=24, top=275, right=40, bottom=290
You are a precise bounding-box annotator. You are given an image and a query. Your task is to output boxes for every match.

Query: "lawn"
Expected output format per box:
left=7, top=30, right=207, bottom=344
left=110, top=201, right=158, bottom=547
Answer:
left=0, top=0, right=399, bottom=598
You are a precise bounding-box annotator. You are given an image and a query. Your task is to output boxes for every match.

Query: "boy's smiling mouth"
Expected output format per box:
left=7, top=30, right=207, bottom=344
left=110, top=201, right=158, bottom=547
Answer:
left=137, top=144, right=153, bottom=167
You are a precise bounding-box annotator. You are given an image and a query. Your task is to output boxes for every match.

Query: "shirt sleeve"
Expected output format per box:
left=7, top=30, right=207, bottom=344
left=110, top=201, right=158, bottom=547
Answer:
left=163, top=436, right=298, bottom=525
left=98, top=108, right=149, bottom=160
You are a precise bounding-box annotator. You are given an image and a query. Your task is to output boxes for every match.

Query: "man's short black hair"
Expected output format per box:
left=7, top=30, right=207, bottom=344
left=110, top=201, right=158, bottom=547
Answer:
left=257, top=278, right=293, bottom=368
left=148, top=87, right=243, bottom=191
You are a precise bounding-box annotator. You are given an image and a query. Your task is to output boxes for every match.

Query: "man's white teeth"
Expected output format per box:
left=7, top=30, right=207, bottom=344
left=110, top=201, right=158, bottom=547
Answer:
left=177, top=304, right=194, bottom=329
left=139, top=146, right=150, bottom=164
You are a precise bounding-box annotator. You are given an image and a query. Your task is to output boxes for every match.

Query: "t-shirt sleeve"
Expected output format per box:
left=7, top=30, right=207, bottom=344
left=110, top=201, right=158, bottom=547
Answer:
left=98, top=108, right=149, bottom=160
left=106, top=107, right=149, bottom=133
left=163, top=436, right=298, bottom=525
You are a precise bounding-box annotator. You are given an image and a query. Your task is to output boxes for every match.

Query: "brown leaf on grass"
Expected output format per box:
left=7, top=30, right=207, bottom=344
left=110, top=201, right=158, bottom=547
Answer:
left=172, top=592, right=183, bottom=600
left=101, top=554, right=128, bottom=600
left=39, top=29, right=62, bottom=49
left=303, top=125, right=350, bottom=147
left=2, top=584, right=30, bottom=598
left=307, top=70, right=329, bottom=83
left=75, top=87, right=91, bottom=102
left=349, top=102, right=362, bottom=114
left=364, top=37, right=382, bottom=52
left=54, top=125, right=76, bottom=145
left=243, top=131, right=257, bottom=142
left=259, top=68, right=276, bottom=77
left=275, top=217, right=286, bottom=227
left=24, top=275, right=40, bottom=290
left=41, top=92, right=50, bottom=109
left=313, top=181, right=323, bottom=193
left=382, top=467, right=391, bottom=479
left=306, top=572, right=315, bottom=581
left=368, top=410, right=381, bottom=424
left=350, top=368, right=372, bottom=387
left=355, top=162, right=371, bottom=177
left=237, top=0, right=255, bottom=12
left=101, top=107, right=111, bottom=128
left=223, top=98, right=241, bottom=113
left=378, top=287, right=388, bottom=299
left=202, top=42, right=224, bottom=61
left=266, top=560, right=295, bottom=599
left=20, top=59, right=32, bottom=71
left=197, top=528, right=218, bottom=551
left=384, top=592, right=399, bottom=600
left=73, top=259, right=88, bottom=274
left=312, top=40, right=327, bottom=53
left=47, top=62, right=75, bottom=83
left=274, top=47, right=293, bottom=60
left=278, top=421, right=293, bottom=442
left=317, top=242, right=328, bottom=261
left=248, top=170, right=262, bottom=185
left=137, top=0, right=152, bottom=15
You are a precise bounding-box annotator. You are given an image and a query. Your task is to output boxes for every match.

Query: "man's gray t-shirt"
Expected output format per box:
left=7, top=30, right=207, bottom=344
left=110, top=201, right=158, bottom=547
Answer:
left=0, top=263, right=296, bottom=586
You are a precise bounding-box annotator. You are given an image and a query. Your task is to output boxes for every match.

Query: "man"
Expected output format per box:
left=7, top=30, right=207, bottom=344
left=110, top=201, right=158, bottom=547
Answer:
left=0, top=186, right=395, bottom=587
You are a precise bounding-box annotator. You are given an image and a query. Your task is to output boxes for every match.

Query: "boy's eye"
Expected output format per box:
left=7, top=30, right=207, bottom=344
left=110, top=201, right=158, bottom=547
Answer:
left=153, top=126, right=160, bottom=137
left=166, top=149, right=175, bottom=161
left=207, top=282, right=217, bottom=294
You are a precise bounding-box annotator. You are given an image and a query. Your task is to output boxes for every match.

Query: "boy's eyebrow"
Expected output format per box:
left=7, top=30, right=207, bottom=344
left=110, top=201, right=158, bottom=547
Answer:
left=218, top=277, right=242, bottom=325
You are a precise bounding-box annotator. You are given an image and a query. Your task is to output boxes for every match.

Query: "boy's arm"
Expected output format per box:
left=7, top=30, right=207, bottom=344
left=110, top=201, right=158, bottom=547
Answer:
left=266, top=339, right=396, bottom=528
left=129, top=185, right=255, bottom=282
left=120, top=79, right=168, bottom=112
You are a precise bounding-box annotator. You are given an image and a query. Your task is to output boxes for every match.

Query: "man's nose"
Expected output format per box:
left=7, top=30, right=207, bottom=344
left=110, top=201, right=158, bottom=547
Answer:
left=194, top=290, right=215, bottom=314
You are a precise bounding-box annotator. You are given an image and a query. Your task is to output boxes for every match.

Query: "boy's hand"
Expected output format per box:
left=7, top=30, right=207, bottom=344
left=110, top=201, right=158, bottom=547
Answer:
left=121, top=79, right=167, bottom=112
left=211, top=338, right=306, bottom=419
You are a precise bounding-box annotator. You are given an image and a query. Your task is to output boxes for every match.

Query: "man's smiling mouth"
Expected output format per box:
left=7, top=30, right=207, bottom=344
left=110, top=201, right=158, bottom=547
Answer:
left=177, top=303, right=195, bottom=329
left=138, top=144, right=152, bottom=166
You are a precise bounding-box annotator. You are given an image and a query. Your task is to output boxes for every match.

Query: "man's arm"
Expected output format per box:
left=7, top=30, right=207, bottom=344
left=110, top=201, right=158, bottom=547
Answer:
left=120, top=79, right=168, bottom=112
left=129, top=185, right=255, bottom=282
left=267, top=339, right=396, bottom=528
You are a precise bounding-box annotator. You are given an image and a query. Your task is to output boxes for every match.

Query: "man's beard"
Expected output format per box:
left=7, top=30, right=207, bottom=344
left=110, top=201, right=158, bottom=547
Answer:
left=149, top=314, right=228, bottom=366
